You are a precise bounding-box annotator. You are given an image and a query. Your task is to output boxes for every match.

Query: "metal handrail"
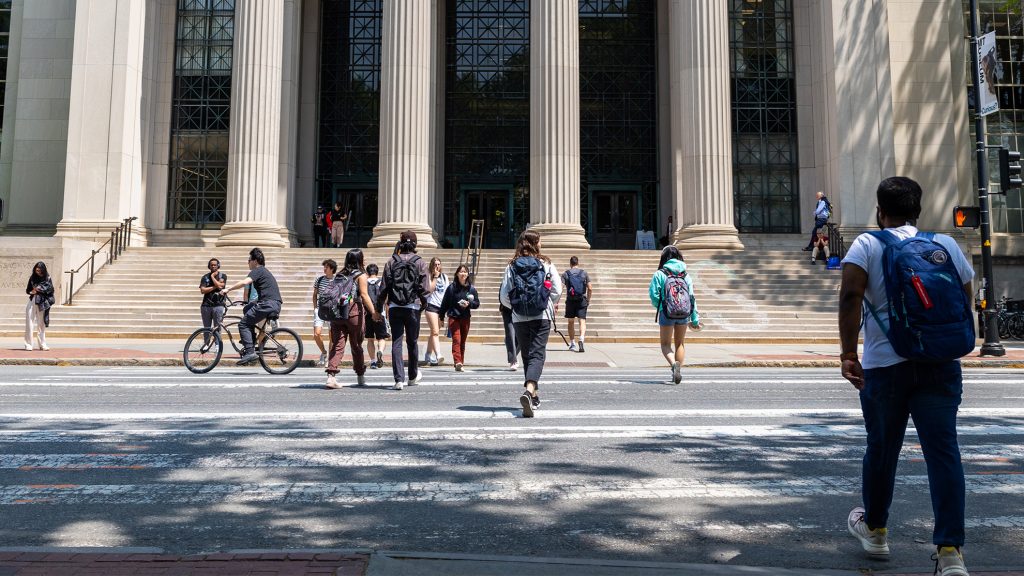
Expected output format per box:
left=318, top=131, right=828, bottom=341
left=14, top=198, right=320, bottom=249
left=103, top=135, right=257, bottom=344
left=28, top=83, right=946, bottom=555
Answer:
left=64, top=217, right=138, bottom=305
left=825, top=221, right=846, bottom=259
left=460, top=219, right=485, bottom=284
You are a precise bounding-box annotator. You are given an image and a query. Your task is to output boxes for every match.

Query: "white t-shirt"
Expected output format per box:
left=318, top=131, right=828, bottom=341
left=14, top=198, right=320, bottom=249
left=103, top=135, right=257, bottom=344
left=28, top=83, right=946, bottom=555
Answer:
left=427, top=273, right=449, bottom=308
left=841, top=225, right=975, bottom=369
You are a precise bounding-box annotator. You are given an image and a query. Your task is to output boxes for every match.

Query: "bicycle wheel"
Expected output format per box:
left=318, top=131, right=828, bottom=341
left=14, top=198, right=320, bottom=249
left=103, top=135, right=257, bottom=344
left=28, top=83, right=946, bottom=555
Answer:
left=259, top=327, right=303, bottom=375
left=1009, top=314, right=1024, bottom=340
left=184, top=328, right=223, bottom=374
left=998, top=313, right=1012, bottom=339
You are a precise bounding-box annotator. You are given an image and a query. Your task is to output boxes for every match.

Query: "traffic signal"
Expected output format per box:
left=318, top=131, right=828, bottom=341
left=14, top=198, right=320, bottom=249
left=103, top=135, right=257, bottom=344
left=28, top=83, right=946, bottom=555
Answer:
left=954, top=205, right=980, bottom=228
left=999, top=147, right=1023, bottom=191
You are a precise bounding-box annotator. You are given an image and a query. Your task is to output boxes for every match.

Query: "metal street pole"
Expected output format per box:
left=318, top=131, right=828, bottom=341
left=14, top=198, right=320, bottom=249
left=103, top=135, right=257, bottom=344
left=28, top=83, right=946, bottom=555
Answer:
left=969, top=0, right=1005, bottom=356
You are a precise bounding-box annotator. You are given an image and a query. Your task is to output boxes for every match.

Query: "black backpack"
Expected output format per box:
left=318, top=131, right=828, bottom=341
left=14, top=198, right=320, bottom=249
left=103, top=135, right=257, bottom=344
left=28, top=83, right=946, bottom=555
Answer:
left=508, top=257, right=551, bottom=316
left=317, top=271, right=359, bottom=322
left=387, top=254, right=423, bottom=306
left=366, top=278, right=382, bottom=308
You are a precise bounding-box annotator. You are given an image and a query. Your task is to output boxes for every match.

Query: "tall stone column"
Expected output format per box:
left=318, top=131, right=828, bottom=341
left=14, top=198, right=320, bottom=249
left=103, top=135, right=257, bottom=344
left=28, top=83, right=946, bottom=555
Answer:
left=668, top=0, right=743, bottom=250
left=529, top=0, right=589, bottom=249
left=217, top=0, right=288, bottom=248
left=369, top=0, right=437, bottom=248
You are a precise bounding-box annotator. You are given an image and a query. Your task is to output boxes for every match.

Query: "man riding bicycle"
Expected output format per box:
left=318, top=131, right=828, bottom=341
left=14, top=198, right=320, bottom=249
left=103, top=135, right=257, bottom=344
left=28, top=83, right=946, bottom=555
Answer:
left=221, top=247, right=283, bottom=365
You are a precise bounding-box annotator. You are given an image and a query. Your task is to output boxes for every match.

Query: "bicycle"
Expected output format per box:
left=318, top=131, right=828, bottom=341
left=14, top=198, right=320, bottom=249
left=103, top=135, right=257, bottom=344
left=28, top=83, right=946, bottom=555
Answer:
left=184, top=297, right=303, bottom=375
left=996, top=296, right=1024, bottom=340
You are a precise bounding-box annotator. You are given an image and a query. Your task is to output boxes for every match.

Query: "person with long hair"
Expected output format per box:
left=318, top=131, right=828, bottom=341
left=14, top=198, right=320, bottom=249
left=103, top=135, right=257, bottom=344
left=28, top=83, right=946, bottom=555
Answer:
left=424, top=257, right=449, bottom=366
left=499, top=230, right=562, bottom=417
left=325, top=249, right=377, bottom=389
left=439, top=264, right=480, bottom=371
left=24, top=261, right=54, bottom=351
left=374, top=231, right=431, bottom=390
left=649, top=245, right=702, bottom=384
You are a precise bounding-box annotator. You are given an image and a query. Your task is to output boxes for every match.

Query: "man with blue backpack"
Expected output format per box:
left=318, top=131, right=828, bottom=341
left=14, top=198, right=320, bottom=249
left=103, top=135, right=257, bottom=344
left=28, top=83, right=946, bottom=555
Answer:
left=562, top=256, right=592, bottom=353
left=839, top=177, right=975, bottom=576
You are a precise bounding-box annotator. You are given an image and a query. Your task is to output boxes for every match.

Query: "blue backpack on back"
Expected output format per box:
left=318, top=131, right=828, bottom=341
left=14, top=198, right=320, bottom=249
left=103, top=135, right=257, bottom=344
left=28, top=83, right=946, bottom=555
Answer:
left=509, top=256, right=551, bottom=316
left=864, top=230, right=975, bottom=362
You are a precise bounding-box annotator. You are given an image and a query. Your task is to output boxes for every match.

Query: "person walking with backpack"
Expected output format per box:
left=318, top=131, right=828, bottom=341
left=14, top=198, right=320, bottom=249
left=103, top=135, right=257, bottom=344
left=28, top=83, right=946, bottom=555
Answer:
left=322, top=249, right=377, bottom=389
left=649, top=245, right=701, bottom=384
left=375, top=231, right=431, bottom=390
left=499, top=230, right=562, bottom=418
left=364, top=263, right=389, bottom=369
left=839, top=177, right=975, bottom=576
left=311, top=259, right=337, bottom=367
left=439, top=264, right=480, bottom=371
left=424, top=257, right=449, bottom=366
left=803, top=191, right=832, bottom=251
left=24, top=261, right=54, bottom=351
left=562, top=256, right=592, bottom=352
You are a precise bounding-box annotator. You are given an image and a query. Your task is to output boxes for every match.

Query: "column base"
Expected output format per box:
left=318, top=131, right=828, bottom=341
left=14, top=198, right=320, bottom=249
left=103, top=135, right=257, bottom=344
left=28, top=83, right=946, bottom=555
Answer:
left=368, top=222, right=438, bottom=249
left=529, top=223, right=591, bottom=250
left=673, top=224, right=744, bottom=251
left=216, top=221, right=289, bottom=248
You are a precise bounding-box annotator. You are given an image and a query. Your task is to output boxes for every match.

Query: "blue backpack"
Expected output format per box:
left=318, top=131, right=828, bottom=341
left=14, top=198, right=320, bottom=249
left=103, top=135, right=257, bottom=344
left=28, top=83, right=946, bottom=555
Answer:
left=864, top=231, right=975, bottom=362
left=508, top=257, right=551, bottom=316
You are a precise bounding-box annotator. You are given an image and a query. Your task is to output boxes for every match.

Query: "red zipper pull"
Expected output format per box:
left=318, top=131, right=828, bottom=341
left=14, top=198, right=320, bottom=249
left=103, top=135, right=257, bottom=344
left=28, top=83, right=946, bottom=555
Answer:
left=911, top=274, right=933, bottom=310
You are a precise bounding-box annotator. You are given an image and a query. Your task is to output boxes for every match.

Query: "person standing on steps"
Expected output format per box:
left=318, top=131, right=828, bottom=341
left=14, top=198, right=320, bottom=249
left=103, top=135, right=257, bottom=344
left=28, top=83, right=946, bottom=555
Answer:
left=364, top=263, right=389, bottom=369
left=199, top=258, right=227, bottom=347
left=24, top=261, right=54, bottom=351
left=439, top=264, right=480, bottom=372
left=562, top=256, right=592, bottom=352
left=311, top=259, right=337, bottom=367
left=375, top=231, right=431, bottom=390
left=803, top=191, right=832, bottom=251
left=311, top=205, right=328, bottom=248
left=220, top=248, right=283, bottom=366
left=324, top=249, right=377, bottom=390
left=648, top=245, right=702, bottom=385
left=499, top=230, right=562, bottom=418
left=838, top=176, right=973, bottom=576
left=423, top=257, right=449, bottom=366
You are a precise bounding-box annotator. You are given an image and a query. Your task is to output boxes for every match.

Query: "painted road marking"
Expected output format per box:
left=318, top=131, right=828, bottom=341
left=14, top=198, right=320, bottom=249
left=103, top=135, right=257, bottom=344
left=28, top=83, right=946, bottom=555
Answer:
left=0, top=474, right=1021, bottom=505
left=2, top=408, right=1024, bottom=420
left=0, top=444, right=1020, bottom=468
left=0, top=424, right=1021, bottom=441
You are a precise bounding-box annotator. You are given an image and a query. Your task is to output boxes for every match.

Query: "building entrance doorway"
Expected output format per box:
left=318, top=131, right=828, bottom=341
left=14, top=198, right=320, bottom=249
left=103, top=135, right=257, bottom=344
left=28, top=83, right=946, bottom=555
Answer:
left=462, top=186, right=513, bottom=249
left=331, top=186, right=377, bottom=248
left=590, top=188, right=639, bottom=249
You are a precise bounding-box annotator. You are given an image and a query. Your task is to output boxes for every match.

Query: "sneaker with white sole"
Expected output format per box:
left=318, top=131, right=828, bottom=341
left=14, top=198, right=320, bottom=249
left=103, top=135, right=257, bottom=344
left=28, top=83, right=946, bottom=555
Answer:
left=376, top=350, right=384, bottom=366
left=409, top=372, right=422, bottom=386
left=455, top=363, right=463, bottom=372
left=325, top=374, right=340, bottom=389
left=23, top=344, right=33, bottom=351
left=670, top=362, right=682, bottom=385
left=317, top=352, right=327, bottom=367
left=568, top=341, right=577, bottom=352
left=40, top=345, right=49, bottom=351
left=392, top=380, right=405, bottom=391
left=933, top=547, right=969, bottom=576
left=847, top=507, right=889, bottom=557
left=520, top=392, right=534, bottom=418
left=577, top=341, right=585, bottom=353
left=509, top=361, right=519, bottom=371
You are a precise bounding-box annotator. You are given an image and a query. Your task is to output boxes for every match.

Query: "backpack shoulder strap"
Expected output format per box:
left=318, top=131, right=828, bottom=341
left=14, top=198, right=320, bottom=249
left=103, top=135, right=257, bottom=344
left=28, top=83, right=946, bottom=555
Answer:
left=916, top=230, right=936, bottom=241
left=866, top=230, right=898, bottom=247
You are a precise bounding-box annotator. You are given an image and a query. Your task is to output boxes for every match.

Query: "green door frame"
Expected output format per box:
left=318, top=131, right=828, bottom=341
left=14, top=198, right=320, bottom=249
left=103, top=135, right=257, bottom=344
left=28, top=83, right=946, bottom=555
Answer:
left=587, top=183, right=642, bottom=244
left=331, top=182, right=378, bottom=247
left=458, top=183, right=515, bottom=248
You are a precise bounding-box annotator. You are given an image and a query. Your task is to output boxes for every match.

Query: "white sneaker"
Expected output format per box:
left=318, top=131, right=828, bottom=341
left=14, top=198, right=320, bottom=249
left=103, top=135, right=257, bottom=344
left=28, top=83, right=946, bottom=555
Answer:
left=356, top=374, right=366, bottom=387
left=317, top=352, right=327, bottom=367
left=455, top=363, right=463, bottom=372
left=23, top=344, right=33, bottom=351
left=933, top=546, right=969, bottom=576
left=670, top=362, right=682, bottom=385
left=436, top=355, right=445, bottom=365
left=409, top=372, right=422, bottom=386
left=847, top=507, right=889, bottom=557
left=568, top=341, right=577, bottom=352
left=392, top=380, right=405, bottom=391
left=509, top=361, right=519, bottom=371
left=40, top=345, right=49, bottom=351
left=325, top=374, right=340, bottom=389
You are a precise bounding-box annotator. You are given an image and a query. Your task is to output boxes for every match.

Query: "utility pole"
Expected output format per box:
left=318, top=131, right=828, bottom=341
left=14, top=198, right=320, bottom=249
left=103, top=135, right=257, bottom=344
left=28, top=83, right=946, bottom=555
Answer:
left=968, top=0, right=1006, bottom=356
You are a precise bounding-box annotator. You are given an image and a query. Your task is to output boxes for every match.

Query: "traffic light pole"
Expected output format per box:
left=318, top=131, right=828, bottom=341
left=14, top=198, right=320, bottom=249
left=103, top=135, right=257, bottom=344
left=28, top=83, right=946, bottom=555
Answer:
left=969, top=0, right=1005, bottom=357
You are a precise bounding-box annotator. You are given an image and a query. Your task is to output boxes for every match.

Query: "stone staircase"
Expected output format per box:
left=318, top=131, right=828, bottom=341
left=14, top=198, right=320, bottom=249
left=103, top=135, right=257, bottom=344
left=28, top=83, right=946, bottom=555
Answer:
left=1, top=244, right=842, bottom=343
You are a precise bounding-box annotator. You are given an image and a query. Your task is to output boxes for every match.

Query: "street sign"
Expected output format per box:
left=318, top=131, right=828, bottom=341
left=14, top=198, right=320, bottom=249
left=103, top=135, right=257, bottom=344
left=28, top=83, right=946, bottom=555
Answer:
left=978, top=31, right=1000, bottom=116
left=954, top=205, right=981, bottom=228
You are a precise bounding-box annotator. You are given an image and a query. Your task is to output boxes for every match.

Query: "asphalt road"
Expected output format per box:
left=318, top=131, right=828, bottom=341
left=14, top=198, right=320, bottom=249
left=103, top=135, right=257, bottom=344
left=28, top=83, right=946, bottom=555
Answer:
left=0, top=365, right=1021, bottom=571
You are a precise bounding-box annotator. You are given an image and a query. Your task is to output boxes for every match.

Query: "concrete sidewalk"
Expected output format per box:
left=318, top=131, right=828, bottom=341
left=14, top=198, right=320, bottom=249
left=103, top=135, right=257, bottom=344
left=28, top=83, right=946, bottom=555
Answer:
left=2, top=337, right=1024, bottom=368
left=0, top=548, right=1021, bottom=576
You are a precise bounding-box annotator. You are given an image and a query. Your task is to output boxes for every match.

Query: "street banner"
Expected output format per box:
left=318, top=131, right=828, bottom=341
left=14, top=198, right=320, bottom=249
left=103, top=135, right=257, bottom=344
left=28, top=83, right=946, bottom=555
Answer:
left=978, top=31, right=999, bottom=116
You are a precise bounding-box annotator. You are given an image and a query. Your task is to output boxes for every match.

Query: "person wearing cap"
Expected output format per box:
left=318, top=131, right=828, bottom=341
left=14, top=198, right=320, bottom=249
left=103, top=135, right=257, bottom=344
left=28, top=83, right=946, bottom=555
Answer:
left=374, top=230, right=431, bottom=389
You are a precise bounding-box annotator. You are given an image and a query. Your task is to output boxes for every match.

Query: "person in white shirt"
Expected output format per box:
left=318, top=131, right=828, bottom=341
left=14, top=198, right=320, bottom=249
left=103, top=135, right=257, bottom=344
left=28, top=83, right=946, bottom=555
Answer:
left=838, top=176, right=972, bottom=576
left=499, top=230, right=562, bottom=418
left=423, top=257, right=449, bottom=366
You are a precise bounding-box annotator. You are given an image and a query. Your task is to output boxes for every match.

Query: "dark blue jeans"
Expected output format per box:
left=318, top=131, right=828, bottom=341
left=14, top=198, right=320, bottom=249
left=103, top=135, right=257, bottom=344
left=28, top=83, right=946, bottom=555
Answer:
left=860, top=360, right=965, bottom=547
left=807, top=217, right=828, bottom=247
left=238, top=300, right=281, bottom=355
left=388, top=307, right=421, bottom=383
